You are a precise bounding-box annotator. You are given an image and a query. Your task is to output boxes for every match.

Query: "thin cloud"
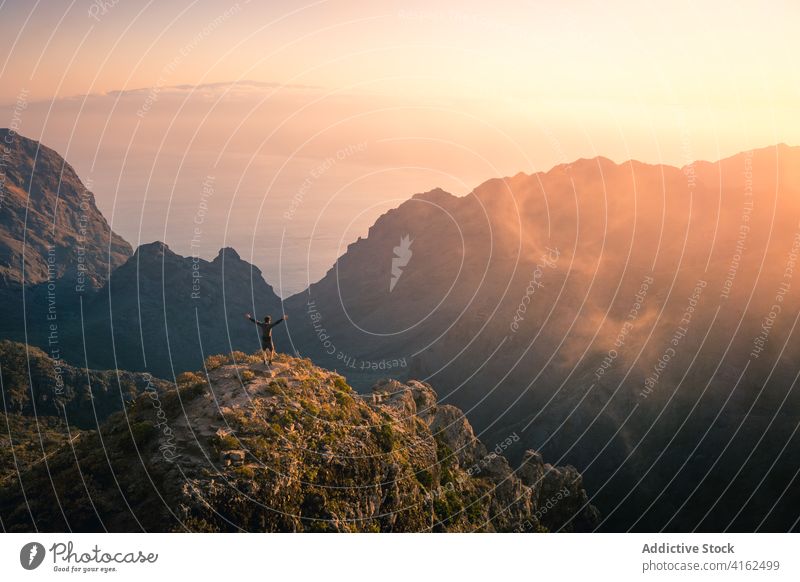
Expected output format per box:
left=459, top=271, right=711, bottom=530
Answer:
left=53, top=79, right=322, bottom=103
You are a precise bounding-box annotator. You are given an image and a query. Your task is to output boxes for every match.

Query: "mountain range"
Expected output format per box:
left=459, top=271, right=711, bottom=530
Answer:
left=0, top=128, right=283, bottom=378
left=285, top=144, right=800, bottom=531
left=1, top=129, right=798, bottom=531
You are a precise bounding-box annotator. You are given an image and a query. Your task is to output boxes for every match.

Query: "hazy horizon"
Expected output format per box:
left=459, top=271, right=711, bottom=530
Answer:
left=2, top=0, right=798, bottom=295
left=3, top=118, right=793, bottom=297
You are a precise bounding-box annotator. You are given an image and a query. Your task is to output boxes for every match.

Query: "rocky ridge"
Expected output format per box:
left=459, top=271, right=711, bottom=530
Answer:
left=0, top=352, right=598, bottom=532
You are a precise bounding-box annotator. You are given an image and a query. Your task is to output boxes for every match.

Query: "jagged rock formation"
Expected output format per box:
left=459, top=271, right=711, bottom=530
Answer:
left=3, top=130, right=799, bottom=531
left=68, top=242, right=284, bottom=377
left=0, top=353, right=598, bottom=532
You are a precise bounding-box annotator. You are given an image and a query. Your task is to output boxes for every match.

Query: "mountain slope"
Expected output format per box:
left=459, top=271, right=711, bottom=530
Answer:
left=66, top=242, right=285, bottom=378
left=0, top=129, right=133, bottom=367
left=0, top=128, right=131, bottom=288
left=0, top=130, right=284, bottom=382
left=0, top=352, right=598, bottom=532
left=0, top=340, right=170, bottom=428
left=0, top=339, right=170, bottom=490
left=2, top=131, right=798, bottom=531
left=285, top=144, right=800, bottom=531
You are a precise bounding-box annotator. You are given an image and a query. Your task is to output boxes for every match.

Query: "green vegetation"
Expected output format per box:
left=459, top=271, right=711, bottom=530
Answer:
left=210, top=433, right=240, bottom=452
left=415, top=469, right=434, bottom=488
left=0, top=350, right=599, bottom=532
left=332, top=376, right=351, bottom=392
left=0, top=340, right=169, bottom=428
left=204, top=354, right=229, bottom=370
left=0, top=413, right=83, bottom=484
left=232, top=465, right=255, bottom=479
left=372, top=423, right=395, bottom=453
left=126, top=421, right=156, bottom=449
left=176, top=371, right=204, bottom=387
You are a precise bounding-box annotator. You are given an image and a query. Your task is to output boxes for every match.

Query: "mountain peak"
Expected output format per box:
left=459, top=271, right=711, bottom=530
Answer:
left=0, top=127, right=39, bottom=151
left=411, top=187, right=457, bottom=204
left=134, top=240, right=172, bottom=258
left=0, top=128, right=82, bottom=196
left=214, top=246, right=242, bottom=262
left=0, top=129, right=132, bottom=287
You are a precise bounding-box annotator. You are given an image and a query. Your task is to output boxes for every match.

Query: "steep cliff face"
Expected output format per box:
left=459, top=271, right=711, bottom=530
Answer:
left=0, top=352, right=598, bottom=532
left=0, top=128, right=131, bottom=288
left=0, top=129, right=133, bottom=358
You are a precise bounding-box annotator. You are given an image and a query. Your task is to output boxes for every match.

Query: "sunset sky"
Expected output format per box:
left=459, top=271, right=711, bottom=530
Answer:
left=1, top=0, right=797, bottom=294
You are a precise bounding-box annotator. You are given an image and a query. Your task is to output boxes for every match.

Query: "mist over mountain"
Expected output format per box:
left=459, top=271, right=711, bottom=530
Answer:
left=1, top=131, right=798, bottom=531
left=285, top=144, right=800, bottom=531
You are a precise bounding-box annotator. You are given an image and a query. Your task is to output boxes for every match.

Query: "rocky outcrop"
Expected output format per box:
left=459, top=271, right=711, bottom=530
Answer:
left=0, top=353, right=599, bottom=532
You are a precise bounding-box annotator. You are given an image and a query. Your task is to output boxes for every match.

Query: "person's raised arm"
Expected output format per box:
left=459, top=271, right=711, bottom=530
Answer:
left=244, top=313, right=258, bottom=324
left=269, top=314, right=288, bottom=329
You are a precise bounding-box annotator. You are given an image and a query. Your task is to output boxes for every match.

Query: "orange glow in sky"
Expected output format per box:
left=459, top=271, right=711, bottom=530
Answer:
left=1, top=0, right=797, bottom=293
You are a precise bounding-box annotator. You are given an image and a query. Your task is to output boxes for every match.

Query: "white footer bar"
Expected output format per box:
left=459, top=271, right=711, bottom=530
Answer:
left=1, top=533, right=796, bottom=581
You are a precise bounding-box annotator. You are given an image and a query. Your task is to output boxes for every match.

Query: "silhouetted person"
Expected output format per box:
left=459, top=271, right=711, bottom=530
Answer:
left=245, top=313, right=287, bottom=366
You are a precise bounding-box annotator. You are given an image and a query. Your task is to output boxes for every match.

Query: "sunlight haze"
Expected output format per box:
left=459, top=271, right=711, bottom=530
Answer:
left=1, top=0, right=797, bottom=294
